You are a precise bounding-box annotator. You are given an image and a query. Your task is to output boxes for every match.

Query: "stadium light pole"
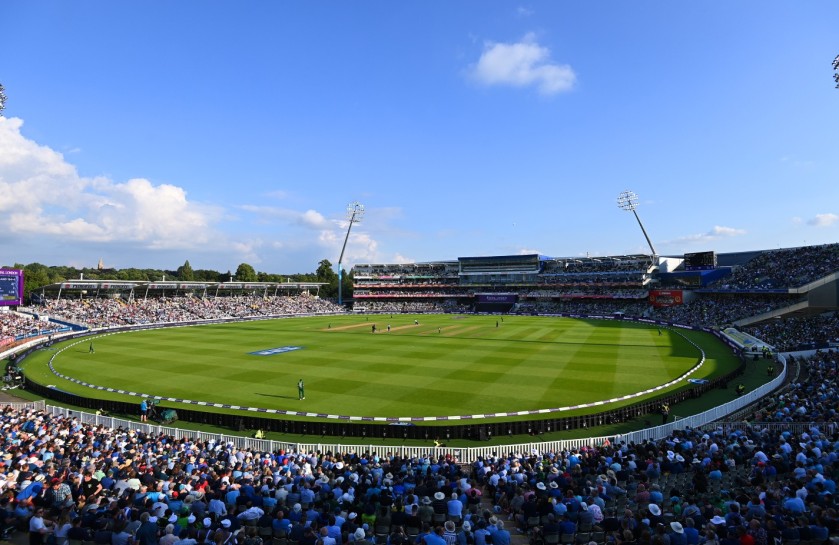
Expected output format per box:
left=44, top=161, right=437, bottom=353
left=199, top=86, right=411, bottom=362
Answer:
left=834, top=54, right=839, bottom=88
left=617, top=190, right=658, bottom=256
left=337, top=201, right=364, bottom=306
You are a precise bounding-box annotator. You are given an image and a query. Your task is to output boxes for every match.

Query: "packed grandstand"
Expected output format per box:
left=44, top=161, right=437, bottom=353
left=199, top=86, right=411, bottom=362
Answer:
left=1, top=243, right=838, bottom=352
left=0, top=348, right=834, bottom=545
left=0, top=244, right=837, bottom=544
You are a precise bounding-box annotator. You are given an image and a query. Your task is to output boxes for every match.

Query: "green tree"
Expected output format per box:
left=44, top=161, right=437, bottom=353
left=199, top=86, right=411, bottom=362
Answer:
left=315, top=259, right=339, bottom=298
left=193, top=269, right=222, bottom=282
left=15, top=263, right=50, bottom=298
left=177, top=260, right=195, bottom=281
left=234, top=263, right=257, bottom=282
left=316, top=259, right=337, bottom=283
left=341, top=267, right=354, bottom=300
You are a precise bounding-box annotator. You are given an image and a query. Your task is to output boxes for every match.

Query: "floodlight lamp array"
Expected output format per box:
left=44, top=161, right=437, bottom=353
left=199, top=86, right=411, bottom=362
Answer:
left=346, top=202, right=365, bottom=223
left=617, top=190, right=639, bottom=211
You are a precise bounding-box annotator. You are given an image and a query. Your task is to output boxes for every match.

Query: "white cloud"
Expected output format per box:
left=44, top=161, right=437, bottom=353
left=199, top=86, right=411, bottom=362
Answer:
left=238, top=202, right=383, bottom=268
left=0, top=116, right=388, bottom=272
left=469, top=33, right=576, bottom=95
left=0, top=117, right=219, bottom=250
left=518, top=248, right=541, bottom=255
left=516, top=6, right=534, bottom=17
left=709, top=226, right=746, bottom=237
left=239, top=205, right=333, bottom=230
left=667, top=225, right=746, bottom=246
left=807, top=213, right=838, bottom=227
left=392, top=253, right=414, bottom=265
left=264, top=189, right=289, bottom=200
left=230, top=240, right=263, bottom=264
left=299, top=209, right=331, bottom=229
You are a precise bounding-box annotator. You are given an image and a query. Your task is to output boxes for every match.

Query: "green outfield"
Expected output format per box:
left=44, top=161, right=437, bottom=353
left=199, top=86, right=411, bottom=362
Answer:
left=21, top=314, right=737, bottom=420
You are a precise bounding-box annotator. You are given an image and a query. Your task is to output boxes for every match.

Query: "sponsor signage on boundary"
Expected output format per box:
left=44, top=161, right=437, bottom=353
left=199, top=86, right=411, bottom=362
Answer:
left=249, top=346, right=304, bottom=356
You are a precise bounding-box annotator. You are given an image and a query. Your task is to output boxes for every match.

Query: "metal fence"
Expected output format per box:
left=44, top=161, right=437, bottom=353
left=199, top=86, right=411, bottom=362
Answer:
left=37, top=355, right=790, bottom=462
left=1, top=400, right=45, bottom=411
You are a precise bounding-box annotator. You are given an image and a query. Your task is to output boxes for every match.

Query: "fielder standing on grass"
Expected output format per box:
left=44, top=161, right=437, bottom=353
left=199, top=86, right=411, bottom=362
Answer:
left=298, top=378, right=305, bottom=400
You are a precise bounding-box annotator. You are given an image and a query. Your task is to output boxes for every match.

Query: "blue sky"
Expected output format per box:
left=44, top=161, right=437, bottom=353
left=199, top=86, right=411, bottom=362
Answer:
left=1, top=1, right=837, bottom=275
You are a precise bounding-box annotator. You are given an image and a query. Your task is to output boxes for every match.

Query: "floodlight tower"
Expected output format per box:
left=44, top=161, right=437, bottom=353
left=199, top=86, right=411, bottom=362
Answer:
left=337, top=201, right=364, bottom=306
left=617, top=190, right=658, bottom=256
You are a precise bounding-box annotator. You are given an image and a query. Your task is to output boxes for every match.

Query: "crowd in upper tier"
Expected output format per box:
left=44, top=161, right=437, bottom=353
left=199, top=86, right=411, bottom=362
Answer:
left=0, top=347, right=836, bottom=545
left=707, top=244, right=839, bottom=291
left=352, top=301, right=470, bottom=314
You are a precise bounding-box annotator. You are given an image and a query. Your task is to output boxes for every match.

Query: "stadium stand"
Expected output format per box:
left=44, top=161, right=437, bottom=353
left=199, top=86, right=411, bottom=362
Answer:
left=0, top=346, right=834, bottom=544
left=9, top=244, right=836, bottom=350
left=0, top=312, right=63, bottom=347
left=34, top=295, right=344, bottom=330
left=353, top=255, right=653, bottom=315
left=353, top=245, right=839, bottom=352
left=704, top=244, right=839, bottom=290
left=0, top=246, right=837, bottom=543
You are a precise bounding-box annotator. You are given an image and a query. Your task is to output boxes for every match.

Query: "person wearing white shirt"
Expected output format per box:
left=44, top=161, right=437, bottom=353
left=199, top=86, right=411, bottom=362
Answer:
left=29, top=507, right=54, bottom=545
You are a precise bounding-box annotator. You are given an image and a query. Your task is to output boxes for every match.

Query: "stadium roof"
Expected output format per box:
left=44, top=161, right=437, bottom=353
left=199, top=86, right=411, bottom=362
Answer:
left=32, top=279, right=327, bottom=297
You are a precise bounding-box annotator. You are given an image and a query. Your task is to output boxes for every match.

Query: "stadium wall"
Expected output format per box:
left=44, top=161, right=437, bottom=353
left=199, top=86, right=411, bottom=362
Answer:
left=32, top=360, right=786, bottom=462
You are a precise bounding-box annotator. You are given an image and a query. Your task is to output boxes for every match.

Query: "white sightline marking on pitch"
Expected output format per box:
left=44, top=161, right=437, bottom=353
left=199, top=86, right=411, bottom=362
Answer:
left=45, top=317, right=709, bottom=422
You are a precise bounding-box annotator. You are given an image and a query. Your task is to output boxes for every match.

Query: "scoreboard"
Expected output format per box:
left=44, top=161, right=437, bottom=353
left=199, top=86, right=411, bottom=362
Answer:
left=684, top=251, right=716, bottom=271
left=0, top=269, right=23, bottom=306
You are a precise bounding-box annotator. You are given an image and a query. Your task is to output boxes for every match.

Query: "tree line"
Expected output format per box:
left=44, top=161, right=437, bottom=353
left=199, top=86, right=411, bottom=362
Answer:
left=2, top=259, right=353, bottom=301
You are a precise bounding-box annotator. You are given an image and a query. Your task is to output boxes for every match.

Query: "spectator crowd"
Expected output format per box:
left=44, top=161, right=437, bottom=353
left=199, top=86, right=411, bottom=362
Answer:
left=0, top=346, right=836, bottom=545
left=708, top=244, right=839, bottom=291
left=1, top=245, right=839, bottom=545
left=0, top=313, right=63, bottom=345
left=31, top=295, right=345, bottom=330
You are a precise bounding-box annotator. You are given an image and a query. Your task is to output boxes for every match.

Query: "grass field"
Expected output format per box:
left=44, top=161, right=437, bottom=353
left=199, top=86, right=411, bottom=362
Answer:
left=19, top=314, right=730, bottom=420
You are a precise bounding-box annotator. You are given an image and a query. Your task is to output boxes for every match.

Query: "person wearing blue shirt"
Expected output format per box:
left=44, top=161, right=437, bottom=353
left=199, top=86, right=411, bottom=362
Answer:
left=488, top=521, right=510, bottom=545
left=225, top=487, right=240, bottom=509
left=473, top=521, right=490, bottom=545
left=682, top=518, right=700, bottom=545
left=782, top=492, right=806, bottom=514
left=668, top=522, right=687, bottom=545
left=423, top=527, right=447, bottom=545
